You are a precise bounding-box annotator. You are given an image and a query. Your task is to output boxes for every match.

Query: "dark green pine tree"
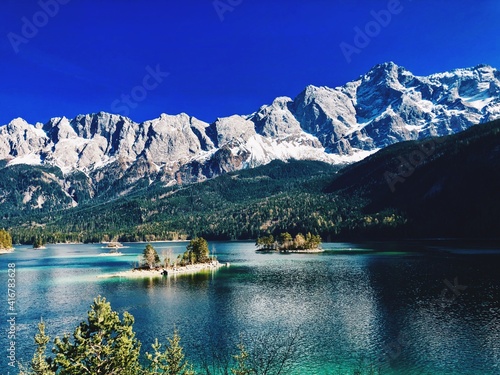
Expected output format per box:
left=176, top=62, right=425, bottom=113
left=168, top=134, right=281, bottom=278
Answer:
left=52, top=296, right=142, bottom=375
left=184, top=238, right=210, bottom=264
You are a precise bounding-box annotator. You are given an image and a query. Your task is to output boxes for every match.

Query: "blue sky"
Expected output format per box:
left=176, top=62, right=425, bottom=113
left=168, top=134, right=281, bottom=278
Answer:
left=1, top=0, right=500, bottom=125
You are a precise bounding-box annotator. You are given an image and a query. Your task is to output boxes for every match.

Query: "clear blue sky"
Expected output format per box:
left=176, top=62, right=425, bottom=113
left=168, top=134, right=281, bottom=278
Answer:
left=1, top=0, right=499, bottom=125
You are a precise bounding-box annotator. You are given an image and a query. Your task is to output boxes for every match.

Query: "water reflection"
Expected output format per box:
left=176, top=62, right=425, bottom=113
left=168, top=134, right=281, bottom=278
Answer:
left=134, top=270, right=218, bottom=290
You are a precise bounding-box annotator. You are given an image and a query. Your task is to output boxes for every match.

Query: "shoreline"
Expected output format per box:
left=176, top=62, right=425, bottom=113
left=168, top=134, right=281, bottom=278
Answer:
left=98, top=260, right=228, bottom=279
left=98, top=252, right=124, bottom=257
left=280, top=248, right=324, bottom=253
left=0, top=248, right=14, bottom=255
left=256, top=248, right=325, bottom=254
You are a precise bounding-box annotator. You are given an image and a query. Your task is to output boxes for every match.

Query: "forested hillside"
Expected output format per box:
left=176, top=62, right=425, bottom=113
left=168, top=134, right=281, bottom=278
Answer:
left=7, top=161, right=358, bottom=243
left=328, top=119, right=500, bottom=237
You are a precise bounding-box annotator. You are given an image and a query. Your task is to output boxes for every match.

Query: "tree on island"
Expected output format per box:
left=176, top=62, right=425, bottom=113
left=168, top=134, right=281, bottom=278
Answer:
left=143, top=243, right=161, bottom=268
left=162, top=248, right=174, bottom=268
left=33, top=236, right=45, bottom=249
left=0, top=229, right=13, bottom=249
left=293, top=233, right=306, bottom=249
left=278, top=232, right=293, bottom=250
left=256, top=235, right=276, bottom=250
left=304, top=232, right=321, bottom=250
left=256, top=232, right=322, bottom=251
left=181, top=237, right=210, bottom=265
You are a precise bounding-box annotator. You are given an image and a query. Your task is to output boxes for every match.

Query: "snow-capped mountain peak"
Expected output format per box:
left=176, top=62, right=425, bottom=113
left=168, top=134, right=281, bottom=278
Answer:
left=1, top=62, right=500, bottom=206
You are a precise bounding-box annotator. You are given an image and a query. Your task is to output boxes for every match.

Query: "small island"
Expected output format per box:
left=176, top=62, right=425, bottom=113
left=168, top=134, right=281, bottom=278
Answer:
left=256, top=232, right=323, bottom=253
left=100, top=238, right=227, bottom=279
left=33, top=236, right=47, bottom=250
left=106, top=241, right=124, bottom=249
left=0, top=229, right=14, bottom=254
left=99, top=241, right=124, bottom=256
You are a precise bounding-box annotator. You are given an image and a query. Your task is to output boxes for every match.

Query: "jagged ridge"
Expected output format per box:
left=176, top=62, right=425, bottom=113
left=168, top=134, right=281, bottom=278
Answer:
left=1, top=62, right=499, bottom=211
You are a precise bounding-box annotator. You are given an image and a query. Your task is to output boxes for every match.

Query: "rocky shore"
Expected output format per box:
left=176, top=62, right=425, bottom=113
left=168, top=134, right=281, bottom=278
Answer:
left=0, top=248, right=14, bottom=255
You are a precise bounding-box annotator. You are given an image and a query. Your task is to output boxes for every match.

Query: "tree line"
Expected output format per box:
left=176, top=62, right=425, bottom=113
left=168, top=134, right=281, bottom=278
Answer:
left=3, top=158, right=410, bottom=245
left=141, top=239, right=211, bottom=269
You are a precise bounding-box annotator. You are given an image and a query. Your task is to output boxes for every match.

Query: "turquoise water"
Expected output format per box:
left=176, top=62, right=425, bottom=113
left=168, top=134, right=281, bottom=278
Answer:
left=1, top=241, right=499, bottom=374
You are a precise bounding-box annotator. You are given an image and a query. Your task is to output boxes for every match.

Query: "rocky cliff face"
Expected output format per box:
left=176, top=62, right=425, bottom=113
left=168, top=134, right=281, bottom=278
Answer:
left=293, top=63, right=500, bottom=153
left=1, top=62, right=499, bottom=211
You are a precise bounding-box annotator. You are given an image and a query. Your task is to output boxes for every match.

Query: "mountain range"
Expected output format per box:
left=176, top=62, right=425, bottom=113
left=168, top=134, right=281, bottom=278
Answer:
left=1, top=62, right=500, bottom=214
left=5, top=118, right=499, bottom=243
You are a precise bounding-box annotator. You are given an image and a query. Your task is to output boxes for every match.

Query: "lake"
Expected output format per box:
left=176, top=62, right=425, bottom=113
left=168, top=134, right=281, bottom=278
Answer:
left=1, top=241, right=499, bottom=374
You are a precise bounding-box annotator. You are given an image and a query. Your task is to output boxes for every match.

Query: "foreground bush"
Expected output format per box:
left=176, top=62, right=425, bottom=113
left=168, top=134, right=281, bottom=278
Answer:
left=22, top=297, right=195, bottom=375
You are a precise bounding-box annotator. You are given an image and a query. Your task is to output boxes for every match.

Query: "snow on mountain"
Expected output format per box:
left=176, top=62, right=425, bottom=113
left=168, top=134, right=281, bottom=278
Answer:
left=293, top=62, right=500, bottom=152
left=1, top=62, right=500, bottom=208
left=6, top=153, right=42, bottom=167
